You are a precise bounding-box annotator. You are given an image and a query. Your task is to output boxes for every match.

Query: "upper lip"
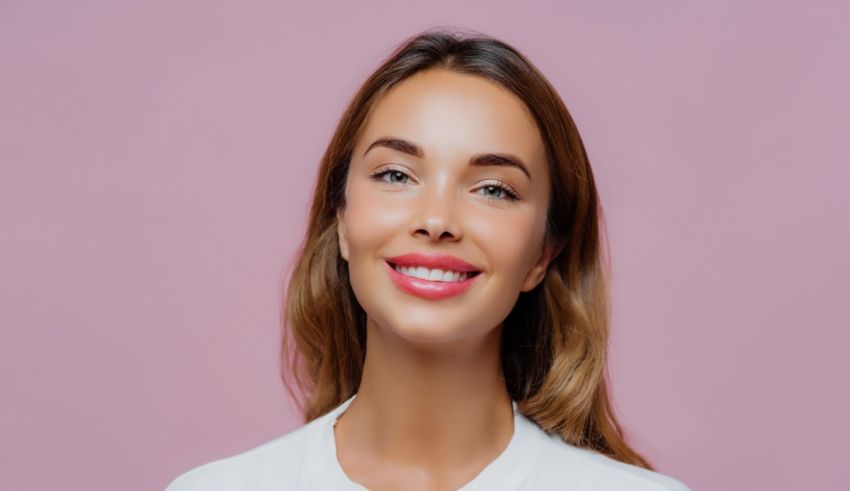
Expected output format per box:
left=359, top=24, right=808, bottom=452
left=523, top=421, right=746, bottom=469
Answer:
left=385, top=252, right=482, bottom=273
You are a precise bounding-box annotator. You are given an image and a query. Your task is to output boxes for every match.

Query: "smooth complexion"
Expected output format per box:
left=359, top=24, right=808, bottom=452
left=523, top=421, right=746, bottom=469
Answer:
left=334, top=68, right=561, bottom=491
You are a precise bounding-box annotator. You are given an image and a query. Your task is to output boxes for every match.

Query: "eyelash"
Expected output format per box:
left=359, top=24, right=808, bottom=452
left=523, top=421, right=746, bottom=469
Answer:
left=369, top=167, right=521, bottom=202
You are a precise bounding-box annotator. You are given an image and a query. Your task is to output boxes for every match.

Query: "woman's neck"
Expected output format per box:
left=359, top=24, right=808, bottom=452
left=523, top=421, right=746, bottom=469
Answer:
left=332, top=318, right=515, bottom=489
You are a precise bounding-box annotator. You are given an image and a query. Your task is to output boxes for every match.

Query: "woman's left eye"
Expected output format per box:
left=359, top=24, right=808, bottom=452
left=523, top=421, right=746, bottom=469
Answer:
left=476, top=182, right=520, bottom=202
left=369, top=168, right=520, bottom=202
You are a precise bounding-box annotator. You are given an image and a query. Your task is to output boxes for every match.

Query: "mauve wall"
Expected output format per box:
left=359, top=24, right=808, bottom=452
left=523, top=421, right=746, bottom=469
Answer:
left=2, top=1, right=848, bottom=490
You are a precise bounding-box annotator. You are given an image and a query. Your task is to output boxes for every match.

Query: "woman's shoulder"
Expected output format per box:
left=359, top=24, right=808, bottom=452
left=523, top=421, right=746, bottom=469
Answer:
left=530, top=429, right=692, bottom=491
left=163, top=416, right=323, bottom=491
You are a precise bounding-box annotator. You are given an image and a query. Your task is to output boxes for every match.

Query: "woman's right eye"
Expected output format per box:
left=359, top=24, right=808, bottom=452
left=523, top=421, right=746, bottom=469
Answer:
left=369, top=168, right=412, bottom=185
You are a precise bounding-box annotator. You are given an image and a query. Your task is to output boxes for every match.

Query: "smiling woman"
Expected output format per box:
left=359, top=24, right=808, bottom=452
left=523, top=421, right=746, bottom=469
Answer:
left=166, top=27, right=692, bottom=491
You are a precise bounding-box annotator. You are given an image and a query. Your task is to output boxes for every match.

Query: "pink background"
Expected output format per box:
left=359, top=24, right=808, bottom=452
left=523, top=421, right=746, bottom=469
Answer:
left=2, top=1, right=848, bottom=490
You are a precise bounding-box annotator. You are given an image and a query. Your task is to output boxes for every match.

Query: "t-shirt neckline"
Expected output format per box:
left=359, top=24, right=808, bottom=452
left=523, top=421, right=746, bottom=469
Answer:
left=307, top=393, right=540, bottom=490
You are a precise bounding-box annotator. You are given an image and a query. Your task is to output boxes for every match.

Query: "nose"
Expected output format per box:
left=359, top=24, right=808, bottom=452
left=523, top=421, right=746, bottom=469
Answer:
left=412, top=179, right=462, bottom=242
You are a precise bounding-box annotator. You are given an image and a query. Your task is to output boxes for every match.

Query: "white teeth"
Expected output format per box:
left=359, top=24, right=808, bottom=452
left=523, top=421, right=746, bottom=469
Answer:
left=394, top=265, right=469, bottom=282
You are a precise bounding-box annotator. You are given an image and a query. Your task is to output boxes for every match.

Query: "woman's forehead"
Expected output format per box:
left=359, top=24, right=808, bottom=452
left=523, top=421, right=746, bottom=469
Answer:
left=355, top=69, right=547, bottom=171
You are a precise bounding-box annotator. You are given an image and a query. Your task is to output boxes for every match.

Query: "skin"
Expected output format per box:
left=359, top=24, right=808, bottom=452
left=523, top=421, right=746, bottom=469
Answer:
left=334, top=68, right=561, bottom=491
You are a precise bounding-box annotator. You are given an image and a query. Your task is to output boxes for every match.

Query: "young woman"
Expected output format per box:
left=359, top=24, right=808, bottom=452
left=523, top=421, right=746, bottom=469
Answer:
left=167, top=28, right=692, bottom=491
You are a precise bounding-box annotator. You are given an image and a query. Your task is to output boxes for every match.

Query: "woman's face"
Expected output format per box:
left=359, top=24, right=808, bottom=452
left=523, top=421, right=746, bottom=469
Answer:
left=337, top=68, right=558, bottom=344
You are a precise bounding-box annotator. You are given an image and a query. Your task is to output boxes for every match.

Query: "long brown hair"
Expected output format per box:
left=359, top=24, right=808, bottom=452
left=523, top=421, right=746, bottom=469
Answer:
left=280, top=27, right=654, bottom=470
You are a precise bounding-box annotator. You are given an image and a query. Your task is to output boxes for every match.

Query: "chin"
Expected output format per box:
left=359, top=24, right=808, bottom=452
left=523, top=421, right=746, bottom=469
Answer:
left=373, top=316, right=472, bottom=345
left=394, top=328, right=461, bottom=345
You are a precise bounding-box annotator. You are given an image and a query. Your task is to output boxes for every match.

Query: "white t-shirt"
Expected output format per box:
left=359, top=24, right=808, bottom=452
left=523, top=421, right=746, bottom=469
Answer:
left=166, top=393, right=692, bottom=490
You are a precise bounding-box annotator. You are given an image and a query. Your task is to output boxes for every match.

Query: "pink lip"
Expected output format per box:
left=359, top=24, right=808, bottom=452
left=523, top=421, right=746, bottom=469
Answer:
left=385, top=261, right=481, bottom=299
left=385, top=252, right=482, bottom=273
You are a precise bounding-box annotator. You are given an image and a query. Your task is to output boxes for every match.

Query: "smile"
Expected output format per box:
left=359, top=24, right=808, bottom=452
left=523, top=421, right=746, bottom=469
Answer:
left=391, top=263, right=475, bottom=282
left=385, top=261, right=481, bottom=299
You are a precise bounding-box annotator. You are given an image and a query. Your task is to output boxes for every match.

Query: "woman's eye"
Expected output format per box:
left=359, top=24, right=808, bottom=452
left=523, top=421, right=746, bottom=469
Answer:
left=370, top=168, right=412, bottom=185
left=477, top=183, right=520, bottom=202
left=479, top=184, right=519, bottom=201
left=369, top=168, right=520, bottom=202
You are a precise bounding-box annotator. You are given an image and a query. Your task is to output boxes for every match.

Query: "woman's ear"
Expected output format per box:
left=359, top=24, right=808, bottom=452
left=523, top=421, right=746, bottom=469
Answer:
left=520, top=237, right=565, bottom=293
left=336, top=207, right=350, bottom=262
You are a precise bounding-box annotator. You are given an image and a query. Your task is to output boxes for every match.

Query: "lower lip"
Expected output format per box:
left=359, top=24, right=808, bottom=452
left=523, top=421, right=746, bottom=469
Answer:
left=385, top=261, right=481, bottom=299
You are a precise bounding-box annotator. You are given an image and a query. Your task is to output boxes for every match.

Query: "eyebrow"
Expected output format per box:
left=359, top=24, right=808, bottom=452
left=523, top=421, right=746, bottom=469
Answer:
left=362, top=136, right=532, bottom=181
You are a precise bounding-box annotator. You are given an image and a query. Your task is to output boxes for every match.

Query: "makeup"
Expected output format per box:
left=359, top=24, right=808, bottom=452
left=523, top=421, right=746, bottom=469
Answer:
left=385, top=252, right=482, bottom=272
left=384, top=257, right=482, bottom=300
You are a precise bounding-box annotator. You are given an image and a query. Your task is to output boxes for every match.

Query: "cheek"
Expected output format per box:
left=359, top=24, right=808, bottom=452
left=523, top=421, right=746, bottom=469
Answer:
left=342, top=180, right=407, bottom=258
left=469, top=208, right=543, bottom=282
